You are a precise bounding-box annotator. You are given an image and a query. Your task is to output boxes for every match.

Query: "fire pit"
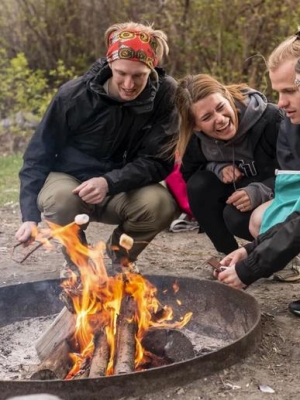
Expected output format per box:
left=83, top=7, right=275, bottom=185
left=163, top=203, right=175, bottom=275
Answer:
left=0, top=275, right=261, bottom=400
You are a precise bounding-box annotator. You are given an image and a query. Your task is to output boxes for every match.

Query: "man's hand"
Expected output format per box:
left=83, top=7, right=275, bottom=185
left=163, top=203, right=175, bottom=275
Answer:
left=221, top=165, right=243, bottom=184
left=73, top=177, right=108, bottom=204
left=217, top=265, right=246, bottom=289
left=15, top=221, right=37, bottom=243
left=226, top=189, right=252, bottom=212
left=213, top=247, right=248, bottom=289
left=220, top=247, right=248, bottom=266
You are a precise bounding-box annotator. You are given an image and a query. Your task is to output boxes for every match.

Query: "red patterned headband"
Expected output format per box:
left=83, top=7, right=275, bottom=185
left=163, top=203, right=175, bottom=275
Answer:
left=106, top=30, right=159, bottom=69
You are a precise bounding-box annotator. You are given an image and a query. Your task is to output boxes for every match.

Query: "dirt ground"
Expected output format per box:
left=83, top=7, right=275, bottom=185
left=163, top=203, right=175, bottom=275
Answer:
left=1, top=204, right=300, bottom=400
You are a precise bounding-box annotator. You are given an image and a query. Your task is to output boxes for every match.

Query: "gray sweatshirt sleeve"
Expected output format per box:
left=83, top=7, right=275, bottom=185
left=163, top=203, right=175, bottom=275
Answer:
left=238, top=182, right=274, bottom=209
left=206, top=162, right=231, bottom=180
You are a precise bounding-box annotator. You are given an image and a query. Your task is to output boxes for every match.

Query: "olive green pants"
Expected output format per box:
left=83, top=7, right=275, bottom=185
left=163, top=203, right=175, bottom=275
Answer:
left=37, top=172, right=179, bottom=261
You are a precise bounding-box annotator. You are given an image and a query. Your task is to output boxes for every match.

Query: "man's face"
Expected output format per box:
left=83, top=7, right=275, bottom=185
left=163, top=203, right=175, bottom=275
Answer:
left=269, top=58, right=300, bottom=124
left=109, top=59, right=151, bottom=101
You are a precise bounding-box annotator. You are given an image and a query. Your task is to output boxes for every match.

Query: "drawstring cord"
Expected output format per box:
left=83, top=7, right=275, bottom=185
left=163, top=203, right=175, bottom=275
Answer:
left=232, top=145, right=237, bottom=191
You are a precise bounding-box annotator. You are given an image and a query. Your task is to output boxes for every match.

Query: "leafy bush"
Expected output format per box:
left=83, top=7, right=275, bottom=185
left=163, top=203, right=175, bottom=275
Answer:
left=0, top=49, right=51, bottom=119
left=0, top=49, right=77, bottom=120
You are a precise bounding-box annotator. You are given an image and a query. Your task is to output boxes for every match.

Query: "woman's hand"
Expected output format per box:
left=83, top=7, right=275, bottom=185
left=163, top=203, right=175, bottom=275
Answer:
left=226, top=189, right=252, bottom=212
left=221, top=165, right=243, bottom=184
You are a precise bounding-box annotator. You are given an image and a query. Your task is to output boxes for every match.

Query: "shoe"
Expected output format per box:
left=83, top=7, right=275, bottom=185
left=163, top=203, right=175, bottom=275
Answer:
left=288, top=299, right=300, bottom=316
left=169, top=213, right=201, bottom=233
left=273, top=256, right=300, bottom=282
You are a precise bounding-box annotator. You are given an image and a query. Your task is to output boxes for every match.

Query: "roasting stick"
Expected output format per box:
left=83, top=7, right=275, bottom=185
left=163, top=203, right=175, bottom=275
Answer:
left=12, top=214, right=89, bottom=263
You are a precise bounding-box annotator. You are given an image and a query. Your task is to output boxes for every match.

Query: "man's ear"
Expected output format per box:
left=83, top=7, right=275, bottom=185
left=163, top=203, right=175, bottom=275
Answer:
left=149, top=69, right=158, bottom=82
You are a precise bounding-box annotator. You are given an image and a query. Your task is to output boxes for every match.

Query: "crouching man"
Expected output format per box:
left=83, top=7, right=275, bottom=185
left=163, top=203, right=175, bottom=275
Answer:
left=15, top=21, right=179, bottom=271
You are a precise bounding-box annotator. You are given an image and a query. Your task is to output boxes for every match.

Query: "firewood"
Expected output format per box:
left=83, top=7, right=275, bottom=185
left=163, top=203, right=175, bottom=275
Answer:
left=72, top=357, right=91, bottom=379
left=35, top=307, right=76, bottom=362
left=30, top=339, right=72, bottom=380
left=89, top=331, right=110, bottom=377
left=114, top=295, right=137, bottom=374
left=141, top=328, right=195, bottom=363
left=73, top=368, right=90, bottom=379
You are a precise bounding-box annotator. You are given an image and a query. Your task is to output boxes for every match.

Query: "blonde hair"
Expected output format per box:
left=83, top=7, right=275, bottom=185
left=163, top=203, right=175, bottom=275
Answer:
left=175, top=74, right=250, bottom=158
left=104, top=21, right=169, bottom=63
left=268, top=32, right=300, bottom=71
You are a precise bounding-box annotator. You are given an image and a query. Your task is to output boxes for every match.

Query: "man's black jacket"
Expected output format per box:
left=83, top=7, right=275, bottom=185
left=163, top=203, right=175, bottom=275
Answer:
left=19, top=59, right=178, bottom=222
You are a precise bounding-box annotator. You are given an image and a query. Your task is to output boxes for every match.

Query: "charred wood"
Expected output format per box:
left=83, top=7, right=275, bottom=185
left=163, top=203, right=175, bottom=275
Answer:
left=142, top=328, right=195, bottom=363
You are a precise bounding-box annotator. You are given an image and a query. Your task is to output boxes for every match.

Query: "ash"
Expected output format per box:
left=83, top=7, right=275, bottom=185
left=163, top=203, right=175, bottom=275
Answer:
left=182, top=328, right=231, bottom=355
left=0, top=315, right=56, bottom=380
left=0, top=316, right=230, bottom=381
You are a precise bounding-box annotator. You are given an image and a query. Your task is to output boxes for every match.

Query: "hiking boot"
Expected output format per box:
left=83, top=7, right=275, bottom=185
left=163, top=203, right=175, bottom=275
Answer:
left=288, top=299, right=300, bottom=317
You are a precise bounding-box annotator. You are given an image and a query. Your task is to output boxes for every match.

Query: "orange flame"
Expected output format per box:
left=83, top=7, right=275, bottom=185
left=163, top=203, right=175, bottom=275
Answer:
left=38, top=220, right=192, bottom=377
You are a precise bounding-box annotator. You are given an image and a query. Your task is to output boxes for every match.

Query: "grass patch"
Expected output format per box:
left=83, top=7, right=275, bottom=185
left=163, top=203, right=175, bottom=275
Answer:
left=0, top=153, right=22, bottom=206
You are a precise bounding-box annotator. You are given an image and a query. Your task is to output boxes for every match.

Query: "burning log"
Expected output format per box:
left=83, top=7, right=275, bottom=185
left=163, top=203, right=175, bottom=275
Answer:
left=31, top=339, right=72, bottom=380
left=142, top=328, right=195, bottom=363
left=114, top=294, right=137, bottom=374
left=89, top=330, right=110, bottom=378
left=72, top=357, right=91, bottom=379
left=35, top=307, right=76, bottom=362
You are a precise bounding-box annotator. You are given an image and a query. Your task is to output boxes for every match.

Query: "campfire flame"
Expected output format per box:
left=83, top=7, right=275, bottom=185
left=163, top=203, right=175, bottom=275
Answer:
left=31, top=217, right=193, bottom=378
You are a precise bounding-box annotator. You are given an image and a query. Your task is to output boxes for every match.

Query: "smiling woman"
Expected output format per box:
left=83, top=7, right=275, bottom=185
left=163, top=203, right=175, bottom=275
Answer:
left=174, top=74, right=283, bottom=254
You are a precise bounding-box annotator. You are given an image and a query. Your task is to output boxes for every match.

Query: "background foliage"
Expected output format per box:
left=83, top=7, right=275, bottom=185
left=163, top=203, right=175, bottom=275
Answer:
left=0, top=0, right=299, bottom=205
left=0, top=0, right=299, bottom=119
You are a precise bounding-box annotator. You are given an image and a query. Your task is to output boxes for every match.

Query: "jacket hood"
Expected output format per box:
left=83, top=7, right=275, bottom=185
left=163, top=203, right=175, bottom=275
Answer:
left=81, top=58, right=165, bottom=114
left=236, top=88, right=268, bottom=139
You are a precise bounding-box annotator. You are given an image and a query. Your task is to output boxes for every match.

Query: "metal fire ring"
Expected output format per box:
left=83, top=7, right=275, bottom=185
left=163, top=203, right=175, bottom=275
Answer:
left=0, top=275, right=261, bottom=400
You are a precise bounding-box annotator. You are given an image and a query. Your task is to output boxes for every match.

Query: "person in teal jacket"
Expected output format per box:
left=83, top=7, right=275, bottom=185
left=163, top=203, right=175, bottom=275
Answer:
left=216, top=31, right=300, bottom=316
